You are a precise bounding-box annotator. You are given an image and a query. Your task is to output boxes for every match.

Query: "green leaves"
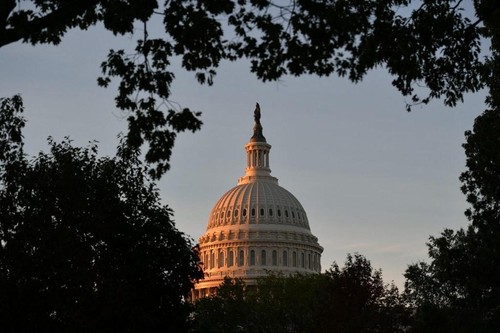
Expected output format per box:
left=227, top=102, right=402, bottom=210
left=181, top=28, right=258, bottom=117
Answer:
left=99, top=38, right=203, bottom=178
left=0, top=106, right=203, bottom=331
left=191, top=255, right=407, bottom=333
left=1, top=0, right=493, bottom=178
left=0, top=95, right=25, bottom=161
left=404, top=108, right=500, bottom=331
left=462, top=108, right=500, bottom=216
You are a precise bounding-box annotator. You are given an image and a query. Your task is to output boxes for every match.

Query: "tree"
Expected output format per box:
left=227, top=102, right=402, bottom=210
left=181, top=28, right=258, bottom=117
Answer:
left=0, top=95, right=203, bottom=332
left=250, top=272, right=329, bottom=333
left=317, top=253, right=407, bottom=333
left=191, top=278, right=257, bottom=333
left=191, top=254, right=407, bottom=333
left=404, top=108, right=500, bottom=332
left=1, top=0, right=496, bottom=178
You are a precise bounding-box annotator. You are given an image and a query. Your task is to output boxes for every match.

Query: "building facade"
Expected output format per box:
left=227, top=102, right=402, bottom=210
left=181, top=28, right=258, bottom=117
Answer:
left=193, top=104, right=323, bottom=299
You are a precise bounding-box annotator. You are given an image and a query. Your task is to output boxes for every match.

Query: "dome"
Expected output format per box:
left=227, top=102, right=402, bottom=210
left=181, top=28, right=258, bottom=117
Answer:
left=205, top=181, right=313, bottom=231
left=193, top=104, right=323, bottom=298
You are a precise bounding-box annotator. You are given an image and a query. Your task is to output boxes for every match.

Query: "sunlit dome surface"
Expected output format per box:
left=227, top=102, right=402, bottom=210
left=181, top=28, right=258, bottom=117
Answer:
left=206, top=181, right=312, bottom=231
left=193, top=104, right=323, bottom=299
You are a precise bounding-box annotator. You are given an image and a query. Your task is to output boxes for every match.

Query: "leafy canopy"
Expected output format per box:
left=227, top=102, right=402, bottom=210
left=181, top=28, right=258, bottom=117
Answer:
left=191, top=253, right=408, bottom=333
left=0, top=95, right=203, bottom=332
left=0, top=0, right=493, bottom=178
left=404, top=108, right=500, bottom=331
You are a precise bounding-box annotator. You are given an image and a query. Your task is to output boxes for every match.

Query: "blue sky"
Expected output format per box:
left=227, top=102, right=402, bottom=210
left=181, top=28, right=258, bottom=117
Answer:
left=0, top=18, right=487, bottom=288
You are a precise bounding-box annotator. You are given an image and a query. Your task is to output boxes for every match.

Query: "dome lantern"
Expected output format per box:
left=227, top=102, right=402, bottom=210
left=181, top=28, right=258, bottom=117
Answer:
left=238, top=103, right=278, bottom=185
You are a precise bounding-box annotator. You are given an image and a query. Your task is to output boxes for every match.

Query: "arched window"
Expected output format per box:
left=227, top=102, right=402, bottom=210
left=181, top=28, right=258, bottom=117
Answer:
left=269, top=208, right=273, bottom=216
left=283, top=251, right=288, bottom=266
left=285, top=210, right=289, bottom=217
left=238, top=250, right=244, bottom=266
left=228, top=249, right=234, bottom=266
left=272, top=250, right=277, bottom=266
left=211, top=251, right=215, bottom=269
left=234, top=210, right=239, bottom=217
left=292, top=251, right=297, bottom=267
left=278, top=209, right=281, bottom=217
left=301, top=252, right=305, bottom=268
left=243, top=208, right=247, bottom=217
left=260, top=208, right=264, bottom=216
left=308, top=253, right=312, bottom=269
left=261, top=250, right=267, bottom=265
left=251, top=208, right=256, bottom=216
left=250, top=250, right=256, bottom=266
left=218, top=251, right=224, bottom=268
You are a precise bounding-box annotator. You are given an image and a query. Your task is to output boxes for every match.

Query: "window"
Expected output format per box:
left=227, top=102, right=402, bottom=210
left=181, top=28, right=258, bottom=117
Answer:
left=260, top=208, right=264, bottom=216
left=261, top=250, right=267, bottom=265
left=218, top=251, right=224, bottom=268
left=228, top=249, right=234, bottom=266
left=251, top=208, right=256, bottom=216
left=234, top=210, right=238, bottom=217
left=292, top=211, right=295, bottom=218
left=250, top=250, right=256, bottom=266
left=269, top=208, right=273, bottom=216
left=285, top=210, right=289, bottom=217
left=283, top=251, right=288, bottom=266
left=278, top=209, right=281, bottom=217
left=243, top=208, right=247, bottom=217
left=238, top=250, right=244, bottom=266
left=308, top=253, right=311, bottom=269
left=301, top=252, right=305, bottom=268
left=272, top=250, right=277, bottom=266
left=292, top=251, right=297, bottom=267
left=211, top=251, right=215, bottom=269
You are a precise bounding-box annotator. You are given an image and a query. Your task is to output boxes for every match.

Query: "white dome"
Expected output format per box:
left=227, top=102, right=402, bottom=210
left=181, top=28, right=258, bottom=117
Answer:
left=193, top=104, right=323, bottom=298
left=206, top=181, right=312, bottom=231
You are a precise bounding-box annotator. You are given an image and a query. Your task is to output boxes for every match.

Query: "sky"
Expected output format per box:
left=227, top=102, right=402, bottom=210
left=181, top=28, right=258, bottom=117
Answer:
left=0, top=10, right=487, bottom=288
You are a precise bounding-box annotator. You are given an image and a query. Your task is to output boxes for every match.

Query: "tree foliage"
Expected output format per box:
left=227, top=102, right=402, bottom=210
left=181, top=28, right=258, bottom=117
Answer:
left=404, top=108, right=500, bottom=332
left=0, top=95, right=203, bottom=332
left=319, top=253, right=407, bottom=333
left=191, top=254, right=407, bottom=333
left=1, top=0, right=496, bottom=178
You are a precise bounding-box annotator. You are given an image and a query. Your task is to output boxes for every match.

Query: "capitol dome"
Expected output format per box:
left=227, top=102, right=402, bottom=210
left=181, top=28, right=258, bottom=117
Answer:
left=193, top=104, right=323, bottom=298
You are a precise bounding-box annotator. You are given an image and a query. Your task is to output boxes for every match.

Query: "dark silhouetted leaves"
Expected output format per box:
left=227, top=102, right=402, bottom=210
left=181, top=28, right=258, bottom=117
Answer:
left=0, top=96, right=203, bottom=332
left=1, top=1, right=494, bottom=178
left=191, top=254, right=408, bottom=333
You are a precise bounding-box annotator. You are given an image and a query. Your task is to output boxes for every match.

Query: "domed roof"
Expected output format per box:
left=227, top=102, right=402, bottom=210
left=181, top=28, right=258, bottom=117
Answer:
left=206, top=181, right=312, bottom=231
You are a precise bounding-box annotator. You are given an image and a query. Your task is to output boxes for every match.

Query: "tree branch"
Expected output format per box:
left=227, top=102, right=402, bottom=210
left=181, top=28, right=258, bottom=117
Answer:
left=451, top=0, right=464, bottom=11
left=0, top=0, right=100, bottom=48
left=0, top=0, right=16, bottom=40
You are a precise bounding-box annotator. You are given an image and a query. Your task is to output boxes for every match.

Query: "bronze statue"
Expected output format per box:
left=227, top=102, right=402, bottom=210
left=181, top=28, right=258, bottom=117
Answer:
left=254, top=102, right=261, bottom=125
left=250, top=102, right=266, bottom=142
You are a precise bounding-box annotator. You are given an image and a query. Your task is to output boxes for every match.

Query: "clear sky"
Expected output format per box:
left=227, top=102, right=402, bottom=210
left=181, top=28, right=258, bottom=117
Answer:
left=0, top=16, right=487, bottom=288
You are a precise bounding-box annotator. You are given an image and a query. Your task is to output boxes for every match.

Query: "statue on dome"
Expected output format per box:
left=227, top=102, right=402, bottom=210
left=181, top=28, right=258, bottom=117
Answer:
left=254, top=102, right=261, bottom=125
left=250, top=102, right=266, bottom=142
